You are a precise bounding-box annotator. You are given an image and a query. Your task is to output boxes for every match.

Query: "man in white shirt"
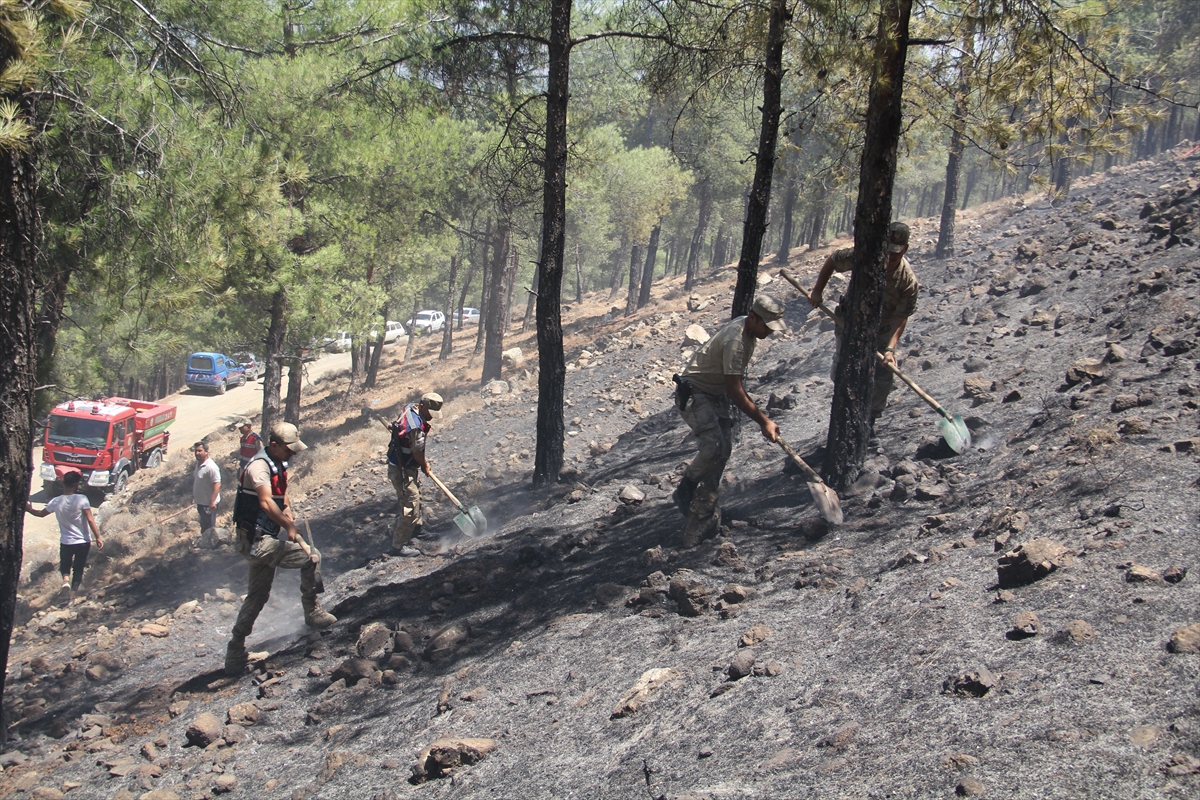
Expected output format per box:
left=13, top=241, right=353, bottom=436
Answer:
left=193, top=441, right=221, bottom=533
left=26, top=470, right=103, bottom=603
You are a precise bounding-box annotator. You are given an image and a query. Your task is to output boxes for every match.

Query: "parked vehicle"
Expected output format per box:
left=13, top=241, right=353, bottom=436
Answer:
left=185, top=352, right=247, bottom=394
left=40, top=397, right=176, bottom=497
left=406, top=310, right=446, bottom=335
left=325, top=331, right=352, bottom=353
left=368, top=320, right=406, bottom=344
left=233, top=352, right=260, bottom=381
left=455, top=307, right=481, bottom=325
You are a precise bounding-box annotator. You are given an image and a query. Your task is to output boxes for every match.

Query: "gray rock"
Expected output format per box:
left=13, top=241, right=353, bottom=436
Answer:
left=1007, top=611, right=1040, bottom=640
left=727, top=649, right=756, bottom=680
left=997, top=538, right=1073, bottom=588
left=185, top=712, right=223, bottom=748
left=943, top=667, right=997, bottom=697
left=226, top=702, right=260, bottom=726
left=357, top=621, right=395, bottom=661
left=1111, top=394, right=1139, bottom=413
left=425, top=622, right=469, bottom=661
left=618, top=484, right=645, bottom=505
left=1168, top=624, right=1200, bottom=654
left=668, top=579, right=712, bottom=617
left=411, top=738, right=497, bottom=784
left=331, top=658, right=377, bottom=686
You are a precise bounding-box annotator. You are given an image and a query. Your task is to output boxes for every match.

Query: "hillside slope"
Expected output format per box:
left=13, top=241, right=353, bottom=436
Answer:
left=2, top=149, right=1198, bottom=800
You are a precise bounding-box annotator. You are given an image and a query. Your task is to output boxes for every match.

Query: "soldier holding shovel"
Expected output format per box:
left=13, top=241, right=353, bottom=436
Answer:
left=387, top=392, right=445, bottom=555
left=672, top=296, right=785, bottom=546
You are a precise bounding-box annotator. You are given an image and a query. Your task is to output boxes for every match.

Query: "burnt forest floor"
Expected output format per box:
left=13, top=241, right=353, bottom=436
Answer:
left=3, top=148, right=1199, bottom=800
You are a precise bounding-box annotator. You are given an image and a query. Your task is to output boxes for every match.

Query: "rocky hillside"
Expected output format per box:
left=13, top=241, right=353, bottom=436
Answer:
left=2, top=148, right=1198, bottom=800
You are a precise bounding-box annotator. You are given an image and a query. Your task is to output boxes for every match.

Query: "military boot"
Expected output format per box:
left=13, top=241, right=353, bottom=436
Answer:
left=672, top=476, right=698, bottom=517
left=224, top=637, right=248, bottom=676
left=679, top=486, right=719, bottom=548
left=302, top=597, right=337, bottom=630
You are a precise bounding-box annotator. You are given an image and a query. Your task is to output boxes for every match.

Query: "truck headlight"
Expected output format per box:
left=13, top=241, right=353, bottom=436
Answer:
left=40, top=463, right=55, bottom=481
left=88, top=470, right=110, bottom=487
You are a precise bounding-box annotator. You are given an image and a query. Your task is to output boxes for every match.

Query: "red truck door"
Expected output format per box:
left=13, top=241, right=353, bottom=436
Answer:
left=113, top=419, right=132, bottom=467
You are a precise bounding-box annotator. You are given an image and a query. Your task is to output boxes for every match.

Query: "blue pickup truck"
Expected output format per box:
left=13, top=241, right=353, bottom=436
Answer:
left=185, top=352, right=247, bottom=394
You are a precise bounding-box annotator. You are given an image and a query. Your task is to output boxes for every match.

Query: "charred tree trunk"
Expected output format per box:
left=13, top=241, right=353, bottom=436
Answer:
left=638, top=224, right=661, bottom=309
left=349, top=342, right=364, bottom=391
left=938, top=17, right=975, bottom=256
left=624, top=243, right=643, bottom=316
left=474, top=218, right=492, bottom=355
left=522, top=260, right=539, bottom=332
left=366, top=302, right=390, bottom=387
left=403, top=297, right=419, bottom=363
left=482, top=223, right=509, bottom=383
left=441, top=256, right=457, bottom=359
left=261, top=288, right=287, bottom=436
left=808, top=200, right=828, bottom=249
left=824, top=0, right=912, bottom=491
left=533, top=0, right=571, bottom=488
left=775, top=177, right=798, bottom=263
left=0, top=111, right=40, bottom=736
left=732, top=0, right=790, bottom=317
left=284, top=358, right=302, bottom=424
left=608, top=234, right=628, bottom=298
left=574, top=240, right=583, bottom=303
left=685, top=177, right=712, bottom=291
left=502, top=245, right=518, bottom=333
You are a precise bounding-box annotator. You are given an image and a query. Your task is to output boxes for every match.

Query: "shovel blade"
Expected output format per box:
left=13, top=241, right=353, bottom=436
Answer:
left=466, top=505, right=488, bottom=536
left=452, top=511, right=480, bottom=538
left=806, top=481, right=844, bottom=526
left=938, top=414, right=973, bottom=454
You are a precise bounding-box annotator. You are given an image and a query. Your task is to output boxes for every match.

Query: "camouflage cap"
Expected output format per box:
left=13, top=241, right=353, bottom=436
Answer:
left=421, top=392, right=444, bottom=420
left=888, top=221, right=911, bottom=253
left=270, top=422, right=307, bottom=453
left=751, top=294, right=787, bottom=332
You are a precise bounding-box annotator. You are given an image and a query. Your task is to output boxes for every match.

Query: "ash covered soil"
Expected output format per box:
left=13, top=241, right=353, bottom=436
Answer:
left=3, top=150, right=1199, bottom=800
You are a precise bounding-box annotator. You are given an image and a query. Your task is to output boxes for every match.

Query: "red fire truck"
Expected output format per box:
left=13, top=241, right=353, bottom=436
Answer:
left=39, top=397, right=177, bottom=497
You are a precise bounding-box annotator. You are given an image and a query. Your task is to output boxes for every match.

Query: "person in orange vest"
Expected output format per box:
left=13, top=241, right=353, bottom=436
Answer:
left=232, top=417, right=263, bottom=470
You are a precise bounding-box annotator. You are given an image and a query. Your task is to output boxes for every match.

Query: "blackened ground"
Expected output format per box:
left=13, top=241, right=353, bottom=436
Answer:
left=2, top=150, right=1199, bottom=799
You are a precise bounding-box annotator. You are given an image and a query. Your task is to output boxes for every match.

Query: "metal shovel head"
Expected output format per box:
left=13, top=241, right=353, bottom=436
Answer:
left=806, top=480, right=844, bottom=526
left=938, top=414, right=973, bottom=454
left=452, top=505, right=488, bottom=538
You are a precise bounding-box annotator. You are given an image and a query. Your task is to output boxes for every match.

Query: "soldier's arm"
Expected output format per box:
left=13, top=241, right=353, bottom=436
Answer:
left=255, top=482, right=298, bottom=541
left=725, top=374, right=779, bottom=443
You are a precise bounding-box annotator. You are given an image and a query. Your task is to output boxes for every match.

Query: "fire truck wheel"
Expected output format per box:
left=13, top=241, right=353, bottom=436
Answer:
left=145, top=449, right=162, bottom=468
left=42, top=481, right=61, bottom=499
left=113, top=469, right=128, bottom=494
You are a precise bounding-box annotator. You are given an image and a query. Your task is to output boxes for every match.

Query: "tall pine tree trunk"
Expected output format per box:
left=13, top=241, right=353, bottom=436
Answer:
left=0, top=109, right=40, bottom=737
left=441, top=256, right=457, bottom=358
left=261, top=288, right=287, bottom=436
left=937, top=20, right=974, bottom=258
left=638, top=224, right=661, bottom=309
left=482, top=223, right=509, bottom=383
left=624, top=243, right=643, bottom=316
left=732, top=0, right=790, bottom=317
left=475, top=218, right=492, bottom=355
left=776, top=177, right=798, bottom=263
left=574, top=240, right=583, bottom=303
left=284, top=358, right=302, bottom=424
left=685, top=178, right=712, bottom=291
left=533, top=0, right=571, bottom=488
left=824, top=0, right=912, bottom=491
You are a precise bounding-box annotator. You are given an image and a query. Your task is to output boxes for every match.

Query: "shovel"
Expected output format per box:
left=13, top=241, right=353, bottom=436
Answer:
left=426, top=469, right=488, bottom=538
left=778, top=268, right=973, bottom=454
left=374, top=416, right=488, bottom=537
left=776, top=437, right=844, bottom=526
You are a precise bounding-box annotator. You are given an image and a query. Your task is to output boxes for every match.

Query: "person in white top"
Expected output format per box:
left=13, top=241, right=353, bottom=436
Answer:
left=26, top=470, right=103, bottom=603
left=192, top=441, right=222, bottom=532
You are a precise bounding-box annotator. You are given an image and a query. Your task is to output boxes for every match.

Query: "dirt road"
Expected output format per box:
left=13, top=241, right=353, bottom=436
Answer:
left=22, top=351, right=354, bottom=573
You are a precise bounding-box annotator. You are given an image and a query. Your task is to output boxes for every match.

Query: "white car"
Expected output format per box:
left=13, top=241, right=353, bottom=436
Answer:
left=368, top=320, right=406, bottom=344
left=406, top=310, right=446, bottom=335
left=455, top=307, right=481, bottom=325
left=324, top=331, right=352, bottom=353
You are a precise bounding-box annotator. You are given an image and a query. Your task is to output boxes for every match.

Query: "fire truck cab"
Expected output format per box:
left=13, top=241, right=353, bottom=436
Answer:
left=39, top=397, right=176, bottom=498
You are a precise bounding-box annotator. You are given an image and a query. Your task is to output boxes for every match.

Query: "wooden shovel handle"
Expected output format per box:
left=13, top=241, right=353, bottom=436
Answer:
left=777, top=437, right=824, bottom=485
left=778, top=269, right=952, bottom=421
left=426, top=469, right=467, bottom=513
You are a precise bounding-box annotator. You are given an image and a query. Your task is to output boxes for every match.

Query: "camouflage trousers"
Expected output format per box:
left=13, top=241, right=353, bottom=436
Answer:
left=388, top=464, right=422, bottom=547
left=679, top=389, right=735, bottom=490
left=231, top=524, right=322, bottom=641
